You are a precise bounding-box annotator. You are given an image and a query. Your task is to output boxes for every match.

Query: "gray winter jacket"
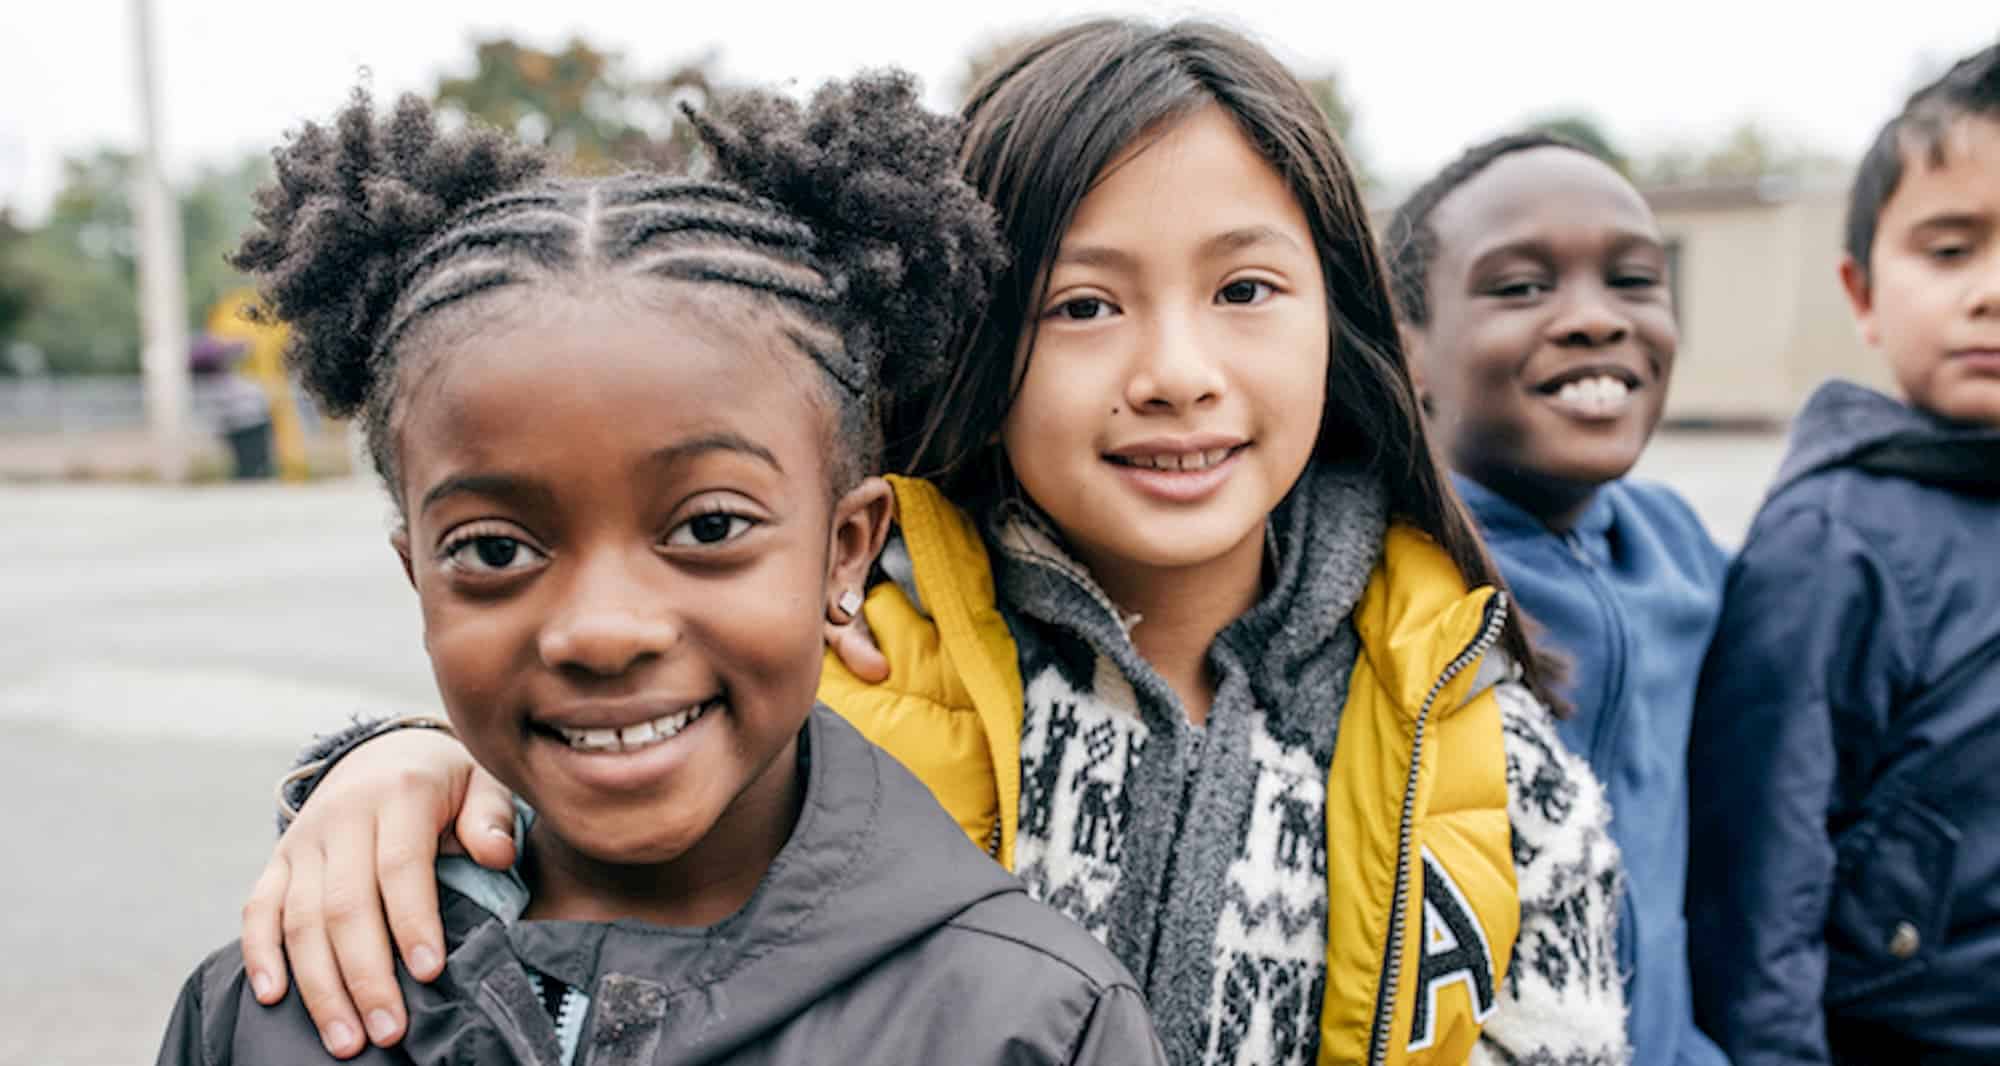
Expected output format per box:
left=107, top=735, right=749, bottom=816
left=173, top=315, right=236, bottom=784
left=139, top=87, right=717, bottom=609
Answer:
left=157, top=708, right=1165, bottom=1066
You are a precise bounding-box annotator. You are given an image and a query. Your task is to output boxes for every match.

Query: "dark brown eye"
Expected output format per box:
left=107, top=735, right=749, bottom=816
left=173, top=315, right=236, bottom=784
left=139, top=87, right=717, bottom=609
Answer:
left=668, top=511, right=755, bottom=548
left=442, top=532, right=546, bottom=575
left=688, top=513, right=734, bottom=544
left=474, top=537, right=520, bottom=567
left=1218, top=280, right=1269, bottom=304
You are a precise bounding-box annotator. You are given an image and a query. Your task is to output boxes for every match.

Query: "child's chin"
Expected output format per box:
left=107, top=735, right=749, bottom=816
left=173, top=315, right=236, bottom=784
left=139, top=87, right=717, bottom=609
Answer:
left=556, top=812, right=712, bottom=868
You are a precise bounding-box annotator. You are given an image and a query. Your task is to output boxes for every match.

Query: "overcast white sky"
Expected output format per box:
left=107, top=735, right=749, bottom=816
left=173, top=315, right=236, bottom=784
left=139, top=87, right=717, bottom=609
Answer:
left=2, top=1, right=1994, bottom=220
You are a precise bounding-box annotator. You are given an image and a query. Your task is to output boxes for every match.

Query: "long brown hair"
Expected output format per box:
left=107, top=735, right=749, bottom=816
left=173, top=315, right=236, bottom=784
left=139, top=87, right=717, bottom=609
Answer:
left=885, top=17, right=1558, bottom=703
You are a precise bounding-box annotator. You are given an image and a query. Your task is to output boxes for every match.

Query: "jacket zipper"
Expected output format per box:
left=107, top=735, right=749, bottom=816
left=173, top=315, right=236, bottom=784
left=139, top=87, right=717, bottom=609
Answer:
left=1366, top=592, right=1509, bottom=1066
left=1560, top=531, right=1630, bottom=771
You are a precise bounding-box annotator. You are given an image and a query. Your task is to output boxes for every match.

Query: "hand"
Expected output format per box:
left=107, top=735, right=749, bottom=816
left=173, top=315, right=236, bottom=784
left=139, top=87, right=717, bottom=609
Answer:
left=240, top=727, right=514, bottom=1057
left=825, top=600, right=889, bottom=683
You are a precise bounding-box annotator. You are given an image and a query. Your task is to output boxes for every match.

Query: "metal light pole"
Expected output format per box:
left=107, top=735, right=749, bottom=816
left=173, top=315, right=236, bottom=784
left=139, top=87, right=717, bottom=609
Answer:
left=131, top=0, right=190, bottom=481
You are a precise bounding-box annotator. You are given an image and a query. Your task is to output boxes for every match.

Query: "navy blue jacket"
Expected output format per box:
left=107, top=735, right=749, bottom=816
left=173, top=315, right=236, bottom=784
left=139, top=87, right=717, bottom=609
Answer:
left=1688, top=381, right=2000, bottom=1065
left=1458, top=474, right=1730, bottom=1066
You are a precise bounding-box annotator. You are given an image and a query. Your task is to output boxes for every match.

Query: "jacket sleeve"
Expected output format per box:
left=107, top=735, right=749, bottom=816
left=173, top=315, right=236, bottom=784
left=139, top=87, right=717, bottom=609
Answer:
left=1687, top=506, right=1912, bottom=1066
left=1065, top=984, right=1168, bottom=1066
left=156, top=965, right=222, bottom=1066
left=1476, top=682, right=1630, bottom=1066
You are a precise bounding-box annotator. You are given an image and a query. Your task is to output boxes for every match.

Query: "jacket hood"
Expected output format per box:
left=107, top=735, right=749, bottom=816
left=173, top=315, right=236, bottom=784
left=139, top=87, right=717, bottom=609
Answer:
left=411, top=707, right=1022, bottom=1065
left=1770, top=379, right=2000, bottom=498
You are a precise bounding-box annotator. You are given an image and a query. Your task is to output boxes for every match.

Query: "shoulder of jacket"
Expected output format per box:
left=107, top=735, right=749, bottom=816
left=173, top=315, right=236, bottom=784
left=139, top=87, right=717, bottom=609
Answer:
left=940, top=892, right=1139, bottom=995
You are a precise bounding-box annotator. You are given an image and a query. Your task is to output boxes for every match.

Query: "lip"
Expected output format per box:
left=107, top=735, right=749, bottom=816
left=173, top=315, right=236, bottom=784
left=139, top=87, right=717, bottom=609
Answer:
left=529, top=698, right=721, bottom=793
left=1949, top=348, right=2000, bottom=370
left=1531, top=362, right=1646, bottom=395
left=534, top=695, right=718, bottom=733
left=1104, top=433, right=1249, bottom=459
left=1106, top=444, right=1247, bottom=504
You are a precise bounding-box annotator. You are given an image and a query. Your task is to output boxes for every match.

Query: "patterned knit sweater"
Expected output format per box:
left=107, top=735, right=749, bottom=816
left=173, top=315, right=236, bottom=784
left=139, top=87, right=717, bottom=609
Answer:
left=991, top=465, right=1628, bottom=1066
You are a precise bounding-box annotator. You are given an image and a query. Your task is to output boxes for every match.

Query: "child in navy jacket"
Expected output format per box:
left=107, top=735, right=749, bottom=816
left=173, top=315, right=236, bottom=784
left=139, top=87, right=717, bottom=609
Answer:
left=1388, top=133, right=1732, bottom=1066
left=1687, top=44, right=2000, bottom=1066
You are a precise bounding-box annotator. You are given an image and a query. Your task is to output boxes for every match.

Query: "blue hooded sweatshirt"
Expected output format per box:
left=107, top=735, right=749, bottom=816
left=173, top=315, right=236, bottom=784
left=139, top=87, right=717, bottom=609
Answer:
left=1457, top=473, right=1730, bottom=1066
left=1687, top=381, right=2000, bottom=1066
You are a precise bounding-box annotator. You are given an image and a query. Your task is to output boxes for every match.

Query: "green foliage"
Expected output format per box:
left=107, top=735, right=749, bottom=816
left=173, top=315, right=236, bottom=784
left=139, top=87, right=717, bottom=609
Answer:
left=434, top=36, right=722, bottom=173
left=0, top=211, right=37, bottom=346
left=1639, top=120, right=1845, bottom=185
left=9, top=150, right=266, bottom=376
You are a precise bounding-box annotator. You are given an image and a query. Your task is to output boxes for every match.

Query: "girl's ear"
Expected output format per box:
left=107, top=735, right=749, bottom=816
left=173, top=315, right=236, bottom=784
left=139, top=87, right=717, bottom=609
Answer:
left=826, top=476, right=896, bottom=623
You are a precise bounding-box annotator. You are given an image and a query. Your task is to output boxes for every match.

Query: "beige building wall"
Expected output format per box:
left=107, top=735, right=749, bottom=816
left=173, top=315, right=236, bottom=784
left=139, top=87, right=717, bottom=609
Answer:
left=1652, top=182, right=1893, bottom=425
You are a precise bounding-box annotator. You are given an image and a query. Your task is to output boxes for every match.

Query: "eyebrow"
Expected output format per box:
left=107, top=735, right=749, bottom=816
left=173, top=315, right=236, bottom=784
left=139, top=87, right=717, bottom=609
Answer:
left=641, top=432, right=783, bottom=474
left=1466, top=231, right=1665, bottom=273
left=418, top=473, right=557, bottom=517
left=1052, top=225, right=1307, bottom=273
left=1910, top=212, right=1991, bottom=233
left=416, top=433, right=781, bottom=516
left=1053, top=243, right=1138, bottom=271
left=1199, top=224, right=1305, bottom=258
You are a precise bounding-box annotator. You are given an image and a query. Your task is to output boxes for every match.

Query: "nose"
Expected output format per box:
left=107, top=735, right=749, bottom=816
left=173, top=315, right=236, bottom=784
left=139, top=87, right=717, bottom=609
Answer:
left=1126, top=309, right=1225, bottom=412
left=1549, top=281, right=1631, bottom=348
left=537, top=549, right=680, bottom=678
left=1970, top=254, right=2000, bottom=318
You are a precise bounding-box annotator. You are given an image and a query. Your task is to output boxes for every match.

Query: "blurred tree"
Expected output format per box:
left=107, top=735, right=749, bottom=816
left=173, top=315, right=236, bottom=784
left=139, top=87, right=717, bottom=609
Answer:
left=1640, top=120, right=1845, bottom=185
left=1527, top=113, right=1627, bottom=172
left=433, top=36, right=724, bottom=173
left=11, top=150, right=266, bottom=375
left=0, top=210, right=38, bottom=349
left=13, top=151, right=141, bottom=375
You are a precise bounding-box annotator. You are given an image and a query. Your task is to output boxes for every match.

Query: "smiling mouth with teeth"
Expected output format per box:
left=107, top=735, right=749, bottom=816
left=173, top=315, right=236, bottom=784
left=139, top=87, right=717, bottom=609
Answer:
left=549, top=699, right=720, bottom=754
left=1108, top=446, right=1242, bottom=472
left=1542, top=375, right=1637, bottom=420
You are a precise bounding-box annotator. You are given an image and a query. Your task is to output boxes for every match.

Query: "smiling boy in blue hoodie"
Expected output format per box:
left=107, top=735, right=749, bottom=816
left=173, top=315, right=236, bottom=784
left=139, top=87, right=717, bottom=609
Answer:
left=1388, top=134, right=1730, bottom=1066
left=1686, top=44, right=2000, bottom=1066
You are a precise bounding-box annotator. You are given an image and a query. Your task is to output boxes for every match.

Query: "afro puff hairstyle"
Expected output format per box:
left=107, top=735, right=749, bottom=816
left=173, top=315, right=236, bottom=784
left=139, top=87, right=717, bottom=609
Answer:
left=231, top=71, right=1006, bottom=497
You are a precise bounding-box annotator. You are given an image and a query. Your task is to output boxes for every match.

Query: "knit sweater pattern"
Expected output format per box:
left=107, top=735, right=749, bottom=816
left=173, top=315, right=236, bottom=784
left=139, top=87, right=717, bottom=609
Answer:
left=993, top=465, right=1629, bottom=1066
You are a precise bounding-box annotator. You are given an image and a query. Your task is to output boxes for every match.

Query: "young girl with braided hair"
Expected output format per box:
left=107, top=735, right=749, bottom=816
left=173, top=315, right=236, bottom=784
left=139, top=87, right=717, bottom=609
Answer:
left=156, top=74, right=1164, bottom=1066
left=240, top=20, right=1628, bottom=1066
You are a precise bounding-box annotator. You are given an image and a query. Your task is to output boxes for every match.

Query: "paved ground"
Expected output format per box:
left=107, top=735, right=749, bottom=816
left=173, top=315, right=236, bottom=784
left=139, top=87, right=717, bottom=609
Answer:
left=0, top=430, right=1789, bottom=1065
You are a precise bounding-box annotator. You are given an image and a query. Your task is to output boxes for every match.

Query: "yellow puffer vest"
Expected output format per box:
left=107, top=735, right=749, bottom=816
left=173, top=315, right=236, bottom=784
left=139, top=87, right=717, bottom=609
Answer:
left=817, top=476, right=1519, bottom=1066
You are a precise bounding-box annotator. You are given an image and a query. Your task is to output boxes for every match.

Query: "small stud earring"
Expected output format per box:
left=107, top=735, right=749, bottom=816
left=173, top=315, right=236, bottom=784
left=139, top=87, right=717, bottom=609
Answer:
left=837, top=590, right=863, bottom=620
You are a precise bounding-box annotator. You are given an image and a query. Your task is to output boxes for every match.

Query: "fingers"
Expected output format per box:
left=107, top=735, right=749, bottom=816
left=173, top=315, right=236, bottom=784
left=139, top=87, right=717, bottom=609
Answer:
left=454, top=766, right=519, bottom=871
left=280, top=845, right=367, bottom=1058
left=376, top=799, right=447, bottom=987
left=321, top=814, right=410, bottom=1050
left=828, top=619, right=890, bottom=683
left=241, top=856, right=294, bottom=1005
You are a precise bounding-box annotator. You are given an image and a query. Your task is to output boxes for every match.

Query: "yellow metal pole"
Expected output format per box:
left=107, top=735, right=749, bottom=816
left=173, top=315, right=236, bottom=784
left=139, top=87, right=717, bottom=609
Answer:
left=209, top=289, right=309, bottom=481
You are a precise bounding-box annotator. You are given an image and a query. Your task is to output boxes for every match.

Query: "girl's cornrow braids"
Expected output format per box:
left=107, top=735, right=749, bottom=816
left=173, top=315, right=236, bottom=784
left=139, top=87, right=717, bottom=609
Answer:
left=237, top=74, right=1003, bottom=496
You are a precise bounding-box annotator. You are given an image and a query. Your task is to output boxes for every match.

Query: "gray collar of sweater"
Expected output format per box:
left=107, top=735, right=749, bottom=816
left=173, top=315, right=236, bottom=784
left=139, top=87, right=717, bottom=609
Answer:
left=989, top=461, right=1388, bottom=727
